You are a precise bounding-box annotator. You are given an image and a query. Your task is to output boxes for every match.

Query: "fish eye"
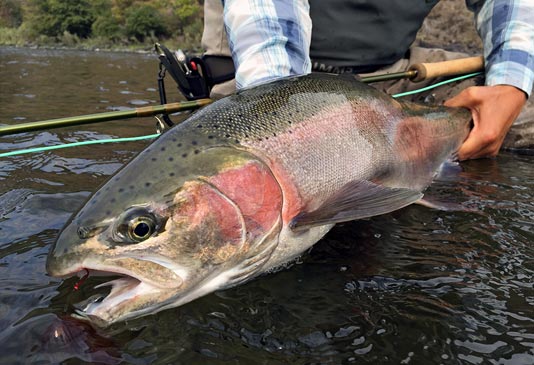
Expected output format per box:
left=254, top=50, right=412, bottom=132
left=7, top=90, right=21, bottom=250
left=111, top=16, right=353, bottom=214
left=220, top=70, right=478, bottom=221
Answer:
left=128, top=216, right=155, bottom=241
left=114, top=207, right=160, bottom=243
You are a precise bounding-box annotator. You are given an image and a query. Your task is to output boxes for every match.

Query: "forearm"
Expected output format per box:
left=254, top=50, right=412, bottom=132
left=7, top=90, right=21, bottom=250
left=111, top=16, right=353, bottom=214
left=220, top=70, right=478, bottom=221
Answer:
left=223, top=0, right=312, bottom=89
left=471, top=0, right=534, bottom=97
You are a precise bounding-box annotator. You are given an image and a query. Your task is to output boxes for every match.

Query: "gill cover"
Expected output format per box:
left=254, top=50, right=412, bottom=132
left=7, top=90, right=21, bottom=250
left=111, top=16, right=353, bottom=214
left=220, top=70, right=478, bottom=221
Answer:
left=47, top=140, right=283, bottom=283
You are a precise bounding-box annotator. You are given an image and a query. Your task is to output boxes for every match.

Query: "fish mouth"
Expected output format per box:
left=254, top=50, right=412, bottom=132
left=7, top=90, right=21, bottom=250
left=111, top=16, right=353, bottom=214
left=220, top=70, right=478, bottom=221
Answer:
left=61, top=260, right=184, bottom=325
left=73, top=271, right=147, bottom=323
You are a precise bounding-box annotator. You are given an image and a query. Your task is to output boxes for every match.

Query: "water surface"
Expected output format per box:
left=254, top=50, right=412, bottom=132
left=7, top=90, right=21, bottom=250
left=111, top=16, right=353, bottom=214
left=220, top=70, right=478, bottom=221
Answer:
left=0, top=47, right=533, bottom=364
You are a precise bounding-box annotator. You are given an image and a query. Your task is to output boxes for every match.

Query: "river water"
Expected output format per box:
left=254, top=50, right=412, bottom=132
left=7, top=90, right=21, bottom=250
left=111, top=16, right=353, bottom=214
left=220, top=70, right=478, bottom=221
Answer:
left=0, top=47, right=533, bottom=365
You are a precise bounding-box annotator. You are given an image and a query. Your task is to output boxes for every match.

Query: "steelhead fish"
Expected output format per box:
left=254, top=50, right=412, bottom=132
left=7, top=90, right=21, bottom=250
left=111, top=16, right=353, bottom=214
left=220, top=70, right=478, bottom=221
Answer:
left=47, top=73, right=471, bottom=325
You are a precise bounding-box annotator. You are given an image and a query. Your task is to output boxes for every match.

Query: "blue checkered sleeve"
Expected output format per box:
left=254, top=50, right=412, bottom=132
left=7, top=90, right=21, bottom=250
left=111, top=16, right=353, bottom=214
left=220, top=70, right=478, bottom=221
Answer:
left=224, top=0, right=534, bottom=96
left=472, top=0, right=534, bottom=97
left=223, top=0, right=312, bottom=89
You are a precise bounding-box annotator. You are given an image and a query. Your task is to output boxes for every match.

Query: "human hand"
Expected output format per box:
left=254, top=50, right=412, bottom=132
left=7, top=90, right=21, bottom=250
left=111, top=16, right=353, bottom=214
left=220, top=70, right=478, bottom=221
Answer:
left=444, top=85, right=527, bottom=160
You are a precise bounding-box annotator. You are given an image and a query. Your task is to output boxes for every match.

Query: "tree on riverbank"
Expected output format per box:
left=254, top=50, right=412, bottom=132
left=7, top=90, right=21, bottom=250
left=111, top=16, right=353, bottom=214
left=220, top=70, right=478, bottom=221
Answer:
left=0, top=0, right=203, bottom=50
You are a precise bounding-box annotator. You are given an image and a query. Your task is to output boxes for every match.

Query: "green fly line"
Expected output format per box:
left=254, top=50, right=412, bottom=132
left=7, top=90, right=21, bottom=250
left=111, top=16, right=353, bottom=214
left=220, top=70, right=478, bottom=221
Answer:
left=391, top=72, right=482, bottom=98
left=0, top=134, right=160, bottom=157
left=0, top=72, right=482, bottom=158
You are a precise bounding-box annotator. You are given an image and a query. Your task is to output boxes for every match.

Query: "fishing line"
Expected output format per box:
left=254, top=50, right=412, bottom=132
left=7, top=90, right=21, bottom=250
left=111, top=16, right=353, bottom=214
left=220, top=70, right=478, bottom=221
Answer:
left=0, top=72, right=482, bottom=158
left=391, top=72, right=482, bottom=98
left=0, top=133, right=160, bottom=158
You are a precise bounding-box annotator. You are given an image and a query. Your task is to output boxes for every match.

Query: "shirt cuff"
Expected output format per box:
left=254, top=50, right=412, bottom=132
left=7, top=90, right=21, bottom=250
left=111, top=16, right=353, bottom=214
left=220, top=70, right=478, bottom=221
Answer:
left=485, top=49, right=534, bottom=98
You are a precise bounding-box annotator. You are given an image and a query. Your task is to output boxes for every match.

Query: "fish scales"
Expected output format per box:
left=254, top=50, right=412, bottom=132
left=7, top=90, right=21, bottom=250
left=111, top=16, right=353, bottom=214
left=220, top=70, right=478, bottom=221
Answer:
left=46, top=73, right=471, bottom=325
left=185, top=73, right=465, bottom=211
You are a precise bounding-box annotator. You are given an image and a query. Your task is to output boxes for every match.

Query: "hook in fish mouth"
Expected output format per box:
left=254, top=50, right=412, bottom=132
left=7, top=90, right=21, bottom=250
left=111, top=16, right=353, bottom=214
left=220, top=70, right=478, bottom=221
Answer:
left=68, top=269, right=149, bottom=320
left=59, top=259, right=186, bottom=325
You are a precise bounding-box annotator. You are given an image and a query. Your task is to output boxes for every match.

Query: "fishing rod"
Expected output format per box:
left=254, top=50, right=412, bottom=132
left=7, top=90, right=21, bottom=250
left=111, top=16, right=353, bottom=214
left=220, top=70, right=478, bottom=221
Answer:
left=360, top=55, right=483, bottom=83
left=0, top=56, right=483, bottom=137
left=0, top=72, right=483, bottom=158
left=0, top=99, right=212, bottom=137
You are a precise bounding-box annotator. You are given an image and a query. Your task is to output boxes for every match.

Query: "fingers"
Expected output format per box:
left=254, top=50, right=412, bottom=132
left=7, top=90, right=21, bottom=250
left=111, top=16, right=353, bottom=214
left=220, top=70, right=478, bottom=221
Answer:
left=457, top=107, right=484, bottom=160
left=458, top=136, right=482, bottom=160
left=445, top=85, right=527, bottom=160
left=457, top=99, right=503, bottom=160
left=458, top=133, right=501, bottom=160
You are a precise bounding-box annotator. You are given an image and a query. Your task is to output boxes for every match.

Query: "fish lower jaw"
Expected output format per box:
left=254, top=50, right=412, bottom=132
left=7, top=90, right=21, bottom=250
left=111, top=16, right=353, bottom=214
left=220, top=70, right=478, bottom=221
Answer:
left=62, top=258, right=188, bottom=325
left=66, top=263, right=168, bottom=324
left=76, top=276, right=163, bottom=325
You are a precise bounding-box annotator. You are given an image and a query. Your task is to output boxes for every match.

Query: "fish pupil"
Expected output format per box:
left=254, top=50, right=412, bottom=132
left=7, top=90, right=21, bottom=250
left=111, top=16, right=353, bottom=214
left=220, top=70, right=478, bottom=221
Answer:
left=133, top=222, right=151, bottom=238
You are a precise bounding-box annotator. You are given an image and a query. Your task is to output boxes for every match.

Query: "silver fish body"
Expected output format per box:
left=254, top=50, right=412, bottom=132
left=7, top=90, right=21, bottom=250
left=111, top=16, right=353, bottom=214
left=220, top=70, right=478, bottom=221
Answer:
left=47, top=73, right=471, bottom=325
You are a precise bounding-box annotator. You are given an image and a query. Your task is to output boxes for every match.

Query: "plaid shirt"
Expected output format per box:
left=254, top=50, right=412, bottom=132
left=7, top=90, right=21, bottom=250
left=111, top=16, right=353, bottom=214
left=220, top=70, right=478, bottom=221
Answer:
left=223, top=0, right=534, bottom=97
left=474, top=0, right=534, bottom=96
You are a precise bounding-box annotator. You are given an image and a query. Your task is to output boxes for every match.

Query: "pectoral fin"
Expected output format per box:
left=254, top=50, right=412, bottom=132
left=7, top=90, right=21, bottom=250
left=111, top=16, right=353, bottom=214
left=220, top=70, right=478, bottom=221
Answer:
left=290, top=181, right=423, bottom=231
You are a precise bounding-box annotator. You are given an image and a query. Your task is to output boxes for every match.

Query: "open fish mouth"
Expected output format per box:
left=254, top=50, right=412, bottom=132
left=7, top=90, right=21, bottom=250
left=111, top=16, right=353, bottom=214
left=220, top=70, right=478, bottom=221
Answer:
left=68, top=270, right=150, bottom=321
left=64, top=262, right=183, bottom=325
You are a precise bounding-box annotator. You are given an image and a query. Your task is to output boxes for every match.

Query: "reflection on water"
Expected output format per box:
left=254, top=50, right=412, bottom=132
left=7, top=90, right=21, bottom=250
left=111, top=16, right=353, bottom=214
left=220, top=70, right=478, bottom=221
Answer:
left=0, top=47, right=533, bottom=364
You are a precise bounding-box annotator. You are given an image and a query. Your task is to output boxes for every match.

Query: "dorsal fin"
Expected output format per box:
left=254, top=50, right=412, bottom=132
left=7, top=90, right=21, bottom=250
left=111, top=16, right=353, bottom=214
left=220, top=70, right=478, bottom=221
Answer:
left=290, top=180, right=422, bottom=231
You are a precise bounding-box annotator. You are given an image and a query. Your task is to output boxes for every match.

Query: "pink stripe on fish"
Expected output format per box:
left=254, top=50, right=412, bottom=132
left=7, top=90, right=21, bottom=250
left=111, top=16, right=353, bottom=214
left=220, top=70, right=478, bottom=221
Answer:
left=207, top=160, right=283, bottom=240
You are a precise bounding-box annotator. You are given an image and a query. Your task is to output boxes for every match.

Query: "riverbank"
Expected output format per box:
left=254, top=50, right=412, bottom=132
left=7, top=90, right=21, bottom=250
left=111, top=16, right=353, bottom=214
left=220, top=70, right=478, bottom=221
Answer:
left=0, top=0, right=203, bottom=53
left=0, top=28, right=198, bottom=53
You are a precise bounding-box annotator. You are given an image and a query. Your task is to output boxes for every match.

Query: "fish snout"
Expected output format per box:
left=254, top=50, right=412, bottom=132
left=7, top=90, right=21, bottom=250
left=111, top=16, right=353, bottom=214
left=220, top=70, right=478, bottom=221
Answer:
left=46, top=223, right=87, bottom=277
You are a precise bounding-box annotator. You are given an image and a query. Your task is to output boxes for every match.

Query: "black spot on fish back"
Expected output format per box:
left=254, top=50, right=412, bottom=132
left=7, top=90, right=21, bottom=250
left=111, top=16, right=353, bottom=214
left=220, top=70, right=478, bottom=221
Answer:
left=178, top=73, right=369, bottom=144
left=137, top=74, right=382, bottom=172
